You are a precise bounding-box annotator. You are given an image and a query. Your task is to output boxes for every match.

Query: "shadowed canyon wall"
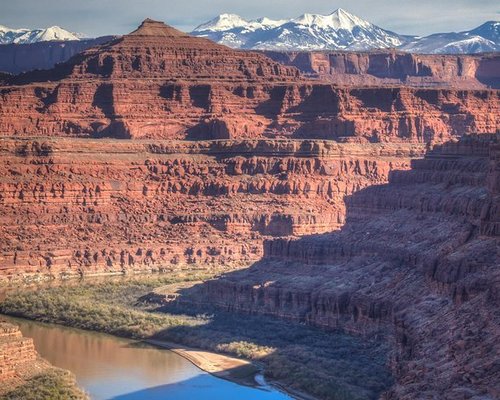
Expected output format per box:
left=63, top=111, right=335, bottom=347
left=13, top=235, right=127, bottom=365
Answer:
left=183, top=134, right=499, bottom=400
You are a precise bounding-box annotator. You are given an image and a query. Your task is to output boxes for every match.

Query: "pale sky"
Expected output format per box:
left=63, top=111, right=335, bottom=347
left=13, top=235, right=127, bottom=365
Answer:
left=1, top=0, right=498, bottom=37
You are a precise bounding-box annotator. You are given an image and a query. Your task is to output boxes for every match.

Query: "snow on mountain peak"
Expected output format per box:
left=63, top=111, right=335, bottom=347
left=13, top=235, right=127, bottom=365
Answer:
left=31, top=26, right=80, bottom=42
left=192, top=8, right=404, bottom=50
left=0, top=24, right=81, bottom=44
left=437, top=35, right=497, bottom=54
left=194, top=14, right=249, bottom=32
left=329, top=8, right=372, bottom=30
left=291, top=9, right=371, bottom=31
left=0, top=24, right=28, bottom=36
left=252, top=17, right=287, bottom=28
left=192, top=10, right=498, bottom=53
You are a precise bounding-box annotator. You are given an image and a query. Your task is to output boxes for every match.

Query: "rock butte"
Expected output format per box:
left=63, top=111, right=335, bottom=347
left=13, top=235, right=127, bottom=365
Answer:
left=0, top=18, right=499, bottom=400
left=1, top=40, right=499, bottom=90
left=0, top=19, right=498, bottom=140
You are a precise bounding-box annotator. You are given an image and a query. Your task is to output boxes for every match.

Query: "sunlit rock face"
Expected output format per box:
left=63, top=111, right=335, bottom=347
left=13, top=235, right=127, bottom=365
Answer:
left=263, top=51, right=500, bottom=89
left=0, top=321, right=50, bottom=395
left=0, top=137, right=426, bottom=279
left=0, top=19, right=498, bottom=141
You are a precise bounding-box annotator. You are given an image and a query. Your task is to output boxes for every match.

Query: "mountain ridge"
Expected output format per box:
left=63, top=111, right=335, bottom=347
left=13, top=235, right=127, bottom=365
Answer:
left=0, top=13, right=498, bottom=54
left=192, top=9, right=499, bottom=54
left=0, top=24, right=81, bottom=44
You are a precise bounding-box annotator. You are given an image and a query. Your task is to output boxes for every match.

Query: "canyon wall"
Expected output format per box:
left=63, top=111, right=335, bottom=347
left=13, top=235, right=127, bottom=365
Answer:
left=0, top=320, right=85, bottom=397
left=0, top=137, right=426, bottom=281
left=0, top=321, right=54, bottom=394
left=264, top=50, right=500, bottom=89
left=0, top=20, right=497, bottom=142
left=0, top=322, right=37, bottom=382
left=189, top=133, right=499, bottom=399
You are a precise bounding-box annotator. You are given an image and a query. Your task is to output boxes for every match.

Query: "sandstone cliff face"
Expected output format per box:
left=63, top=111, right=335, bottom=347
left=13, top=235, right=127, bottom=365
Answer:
left=0, top=320, right=85, bottom=396
left=188, top=134, right=499, bottom=399
left=2, top=39, right=498, bottom=90
left=0, top=322, right=37, bottom=381
left=0, top=137, right=425, bottom=281
left=0, top=20, right=497, bottom=141
left=0, top=321, right=52, bottom=393
left=264, top=50, right=500, bottom=89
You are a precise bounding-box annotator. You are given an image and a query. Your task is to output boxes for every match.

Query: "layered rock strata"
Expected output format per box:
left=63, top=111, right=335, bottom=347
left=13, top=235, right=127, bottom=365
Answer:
left=0, top=321, right=50, bottom=393
left=0, top=322, right=37, bottom=380
left=0, top=20, right=498, bottom=141
left=264, top=51, right=500, bottom=89
left=1, top=40, right=498, bottom=90
left=187, top=134, right=500, bottom=399
left=0, top=137, right=426, bottom=281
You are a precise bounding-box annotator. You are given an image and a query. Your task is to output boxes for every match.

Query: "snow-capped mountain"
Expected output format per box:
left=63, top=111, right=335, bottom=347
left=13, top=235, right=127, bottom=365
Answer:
left=401, top=34, right=497, bottom=54
left=192, top=10, right=499, bottom=53
left=193, top=8, right=405, bottom=50
left=0, top=25, right=80, bottom=44
left=468, top=21, right=499, bottom=43
left=401, top=21, right=499, bottom=54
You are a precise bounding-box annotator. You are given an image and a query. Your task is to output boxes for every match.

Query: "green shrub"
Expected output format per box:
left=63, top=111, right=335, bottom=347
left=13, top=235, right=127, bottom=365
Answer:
left=2, top=369, right=87, bottom=400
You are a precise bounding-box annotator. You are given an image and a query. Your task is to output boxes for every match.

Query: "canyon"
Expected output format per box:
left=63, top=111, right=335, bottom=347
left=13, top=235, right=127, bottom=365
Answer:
left=164, top=133, right=500, bottom=399
left=0, top=17, right=498, bottom=400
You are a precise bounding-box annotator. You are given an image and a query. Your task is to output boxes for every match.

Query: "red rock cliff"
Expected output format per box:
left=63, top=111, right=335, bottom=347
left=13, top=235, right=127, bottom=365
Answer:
left=0, top=137, right=425, bottom=280
left=263, top=50, right=500, bottom=89
left=0, top=20, right=497, bottom=141
left=193, top=134, right=499, bottom=399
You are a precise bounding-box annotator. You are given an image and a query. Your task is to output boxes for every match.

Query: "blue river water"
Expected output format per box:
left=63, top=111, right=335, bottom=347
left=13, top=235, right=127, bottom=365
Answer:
left=4, top=316, right=293, bottom=400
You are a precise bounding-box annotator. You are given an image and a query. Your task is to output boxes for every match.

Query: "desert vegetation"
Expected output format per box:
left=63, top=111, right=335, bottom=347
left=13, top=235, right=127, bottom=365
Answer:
left=0, top=274, right=392, bottom=400
left=2, top=369, right=88, bottom=400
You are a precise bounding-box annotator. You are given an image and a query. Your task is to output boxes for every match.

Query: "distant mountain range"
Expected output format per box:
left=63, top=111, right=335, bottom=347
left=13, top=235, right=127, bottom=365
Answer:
left=192, top=8, right=499, bottom=54
left=0, top=25, right=81, bottom=44
left=1, top=10, right=498, bottom=54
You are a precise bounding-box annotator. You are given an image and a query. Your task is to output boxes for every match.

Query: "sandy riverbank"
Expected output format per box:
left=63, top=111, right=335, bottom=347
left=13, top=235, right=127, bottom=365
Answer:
left=146, top=339, right=317, bottom=400
left=145, top=339, right=259, bottom=386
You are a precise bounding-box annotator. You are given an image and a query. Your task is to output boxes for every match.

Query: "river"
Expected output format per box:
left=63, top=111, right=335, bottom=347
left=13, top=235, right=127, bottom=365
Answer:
left=3, top=316, right=293, bottom=400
